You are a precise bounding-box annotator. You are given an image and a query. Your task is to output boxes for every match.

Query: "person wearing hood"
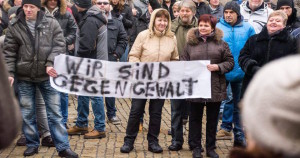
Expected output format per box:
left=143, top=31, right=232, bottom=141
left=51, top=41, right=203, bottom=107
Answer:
left=43, top=0, right=77, bottom=129
left=216, top=1, right=255, bottom=148
left=239, top=10, right=298, bottom=98
left=67, top=0, right=108, bottom=139
left=120, top=8, right=178, bottom=154
left=181, top=14, right=234, bottom=158
left=240, top=0, right=274, bottom=33
left=276, top=0, right=300, bottom=34
left=209, top=0, right=224, bottom=21
left=94, top=0, right=128, bottom=125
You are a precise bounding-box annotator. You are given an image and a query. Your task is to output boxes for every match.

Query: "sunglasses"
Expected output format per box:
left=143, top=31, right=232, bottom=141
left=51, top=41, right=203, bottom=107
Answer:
left=96, top=2, right=109, bottom=5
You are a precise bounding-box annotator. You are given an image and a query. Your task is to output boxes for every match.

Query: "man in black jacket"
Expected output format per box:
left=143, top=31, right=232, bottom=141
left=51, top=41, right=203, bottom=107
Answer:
left=97, top=0, right=128, bottom=125
left=67, top=0, right=109, bottom=139
left=3, top=0, right=77, bottom=157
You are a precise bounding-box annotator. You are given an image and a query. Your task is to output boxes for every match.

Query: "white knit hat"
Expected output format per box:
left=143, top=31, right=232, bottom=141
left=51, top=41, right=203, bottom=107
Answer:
left=242, top=55, right=300, bottom=157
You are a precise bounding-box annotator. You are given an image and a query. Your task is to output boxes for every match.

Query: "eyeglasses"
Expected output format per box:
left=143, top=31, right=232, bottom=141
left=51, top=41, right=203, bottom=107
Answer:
left=96, top=2, right=109, bottom=5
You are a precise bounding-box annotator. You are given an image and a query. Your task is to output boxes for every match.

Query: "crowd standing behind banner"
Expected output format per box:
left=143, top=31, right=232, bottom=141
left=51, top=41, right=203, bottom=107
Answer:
left=0, top=0, right=300, bottom=157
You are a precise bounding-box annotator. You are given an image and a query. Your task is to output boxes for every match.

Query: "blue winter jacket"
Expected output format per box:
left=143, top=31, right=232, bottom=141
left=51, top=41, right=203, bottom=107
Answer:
left=217, top=17, right=255, bottom=82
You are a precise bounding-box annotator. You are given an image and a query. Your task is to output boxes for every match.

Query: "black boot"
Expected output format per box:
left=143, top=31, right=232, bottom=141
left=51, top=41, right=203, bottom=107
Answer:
left=120, top=142, right=134, bottom=153
left=168, top=143, right=182, bottom=151
left=41, top=136, right=55, bottom=147
left=148, top=142, right=163, bottom=153
left=206, top=150, right=219, bottom=158
left=58, top=149, right=78, bottom=158
left=23, top=147, right=38, bottom=156
left=16, top=135, right=26, bottom=146
left=192, top=147, right=202, bottom=158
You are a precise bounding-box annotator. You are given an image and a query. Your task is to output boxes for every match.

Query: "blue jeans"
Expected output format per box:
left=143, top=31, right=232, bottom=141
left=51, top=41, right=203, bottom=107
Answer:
left=220, top=84, right=232, bottom=113
left=220, top=81, right=245, bottom=142
left=120, top=44, right=129, bottom=62
left=60, top=92, right=68, bottom=124
left=17, top=80, right=70, bottom=152
left=76, top=96, right=105, bottom=132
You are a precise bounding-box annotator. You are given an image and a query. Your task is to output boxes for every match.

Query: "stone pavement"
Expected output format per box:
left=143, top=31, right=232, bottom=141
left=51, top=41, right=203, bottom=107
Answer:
left=0, top=95, right=233, bottom=158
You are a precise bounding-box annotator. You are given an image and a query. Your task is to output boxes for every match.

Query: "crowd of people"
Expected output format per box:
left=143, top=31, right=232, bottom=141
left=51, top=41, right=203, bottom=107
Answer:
left=0, top=0, right=299, bottom=157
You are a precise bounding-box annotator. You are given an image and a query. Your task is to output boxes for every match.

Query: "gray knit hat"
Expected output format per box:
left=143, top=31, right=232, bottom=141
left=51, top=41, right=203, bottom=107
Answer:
left=242, top=55, right=300, bottom=157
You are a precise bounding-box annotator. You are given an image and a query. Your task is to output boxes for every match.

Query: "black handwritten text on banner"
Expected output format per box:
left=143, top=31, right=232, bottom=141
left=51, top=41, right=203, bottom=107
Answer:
left=50, top=55, right=211, bottom=99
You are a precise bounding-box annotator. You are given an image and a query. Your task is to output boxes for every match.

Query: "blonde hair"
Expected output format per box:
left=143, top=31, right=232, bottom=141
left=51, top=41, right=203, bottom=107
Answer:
left=268, top=10, right=288, bottom=26
left=172, top=1, right=181, bottom=11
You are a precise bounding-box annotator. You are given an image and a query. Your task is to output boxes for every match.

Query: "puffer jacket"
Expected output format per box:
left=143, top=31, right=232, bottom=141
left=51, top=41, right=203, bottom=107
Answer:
left=129, top=8, right=179, bottom=62
left=171, top=16, right=198, bottom=55
left=217, top=17, right=255, bottom=82
left=239, top=26, right=298, bottom=97
left=3, top=10, right=66, bottom=81
left=240, top=1, right=273, bottom=33
left=75, top=5, right=108, bottom=60
left=43, top=0, right=77, bottom=46
left=181, top=28, right=234, bottom=102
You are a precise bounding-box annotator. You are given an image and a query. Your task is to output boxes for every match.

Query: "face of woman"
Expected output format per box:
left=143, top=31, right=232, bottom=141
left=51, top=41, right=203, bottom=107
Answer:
left=267, top=15, right=285, bottom=34
left=198, top=21, right=213, bottom=36
left=111, top=0, right=119, bottom=6
left=154, top=15, right=168, bottom=32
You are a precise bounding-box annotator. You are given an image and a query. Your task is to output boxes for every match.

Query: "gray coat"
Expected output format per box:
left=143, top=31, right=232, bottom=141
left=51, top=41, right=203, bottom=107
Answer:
left=3, top=10, right=66, bottom=82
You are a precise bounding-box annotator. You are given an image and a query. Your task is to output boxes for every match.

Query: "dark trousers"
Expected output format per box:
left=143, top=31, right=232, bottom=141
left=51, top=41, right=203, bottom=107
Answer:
left=189, top=102, right=221, bottom=151
left=124, top=99, right=165, bottom=144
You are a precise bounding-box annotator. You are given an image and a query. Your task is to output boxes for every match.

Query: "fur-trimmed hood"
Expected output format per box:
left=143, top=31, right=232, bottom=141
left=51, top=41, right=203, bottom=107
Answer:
left=42, top=0, right=67, bottom=15
left=186, top=27, right=224, bottom=45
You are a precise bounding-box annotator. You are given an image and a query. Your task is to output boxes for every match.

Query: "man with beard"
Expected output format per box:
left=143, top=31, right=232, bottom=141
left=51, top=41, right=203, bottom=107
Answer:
left=169, top=0, right=198, bottom=152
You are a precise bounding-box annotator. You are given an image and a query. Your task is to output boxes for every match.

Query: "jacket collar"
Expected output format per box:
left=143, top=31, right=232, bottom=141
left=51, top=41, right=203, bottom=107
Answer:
left=257, top=26, right=290, bottom=41
left=186, top=27, right=223, bottom=45
left=13, top=9, right=47, bottom=29
left=219, top=16, right=244, bottom=28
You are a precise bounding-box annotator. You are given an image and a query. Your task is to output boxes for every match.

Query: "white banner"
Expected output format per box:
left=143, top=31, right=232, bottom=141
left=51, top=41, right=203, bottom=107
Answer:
left=50, top=54, right=211, bottom=99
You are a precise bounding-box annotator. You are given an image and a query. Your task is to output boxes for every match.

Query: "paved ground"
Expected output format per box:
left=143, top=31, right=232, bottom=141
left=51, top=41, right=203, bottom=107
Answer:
left=0, top=95, right=233, bottom=158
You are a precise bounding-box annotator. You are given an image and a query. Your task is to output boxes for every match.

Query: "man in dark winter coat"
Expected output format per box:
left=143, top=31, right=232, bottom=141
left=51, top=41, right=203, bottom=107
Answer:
left=68, top=0, right=108, bottom=139
left=97, top=0, right=128, bottom=125
left=3, top=0, right=77, bottom=157
left=239, top=10, right=298, bottom=97
left=277, top=0, right=300, bottom=33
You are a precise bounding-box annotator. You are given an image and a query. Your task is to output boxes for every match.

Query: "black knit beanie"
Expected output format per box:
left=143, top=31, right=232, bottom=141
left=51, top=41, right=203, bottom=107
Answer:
left=74, top=0, right=92, bottom=9
left=276, top=0, right=294, bottom=9
left=223, top=1, right=241, bottom=17
left=22, top=0, right=41, bottom=8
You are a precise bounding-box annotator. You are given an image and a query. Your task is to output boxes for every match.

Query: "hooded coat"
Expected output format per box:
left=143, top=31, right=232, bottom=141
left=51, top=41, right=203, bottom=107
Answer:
left=240, top=1, right=273, bottom=33
left=3, top=9, right=66, bottom=81
left=217, top=17, right=255, bottom=82
left=181, top=28, right=234, bottom=102
left=75, top=5, right=108, bottom=60
left=238, top=26, right=298, bottom=97
left=129, top=8, right=179, bottom=62
left=43, top=0, right=77, bottom=47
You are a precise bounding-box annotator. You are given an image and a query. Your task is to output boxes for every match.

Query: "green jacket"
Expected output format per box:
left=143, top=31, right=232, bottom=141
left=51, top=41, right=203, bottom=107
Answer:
left=4, top=10, right=65, bottom=82
left=171, top=17, right=198, bottom=55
